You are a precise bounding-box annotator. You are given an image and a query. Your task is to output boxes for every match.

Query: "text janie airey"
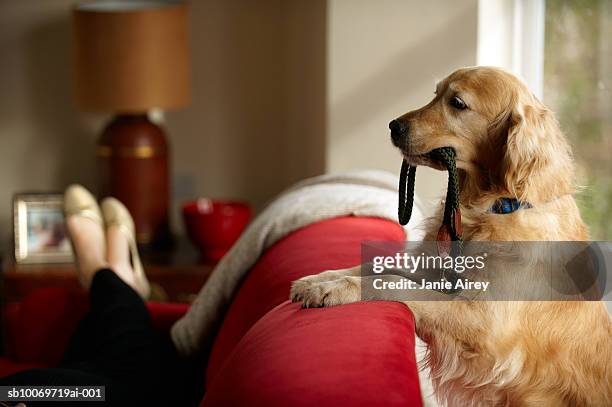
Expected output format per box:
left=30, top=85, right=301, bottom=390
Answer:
left=370, top=252, right=490, bottom=292
left=372, top=276, right=490, bottom=291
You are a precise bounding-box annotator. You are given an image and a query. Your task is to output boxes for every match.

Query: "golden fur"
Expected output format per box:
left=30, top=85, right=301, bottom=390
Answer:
left=291, top=67, right=612, bottom=406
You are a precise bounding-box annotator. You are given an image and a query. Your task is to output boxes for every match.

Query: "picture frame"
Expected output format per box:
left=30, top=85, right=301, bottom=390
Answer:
left=13, top=193, right=74, bottom=264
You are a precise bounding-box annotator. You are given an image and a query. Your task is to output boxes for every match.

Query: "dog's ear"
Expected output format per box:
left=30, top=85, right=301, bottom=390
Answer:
left=502, top=97, right=555, bottom=200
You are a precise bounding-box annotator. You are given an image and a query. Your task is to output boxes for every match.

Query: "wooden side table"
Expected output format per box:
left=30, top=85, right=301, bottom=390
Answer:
left=1, top=239, right=214, bottom=304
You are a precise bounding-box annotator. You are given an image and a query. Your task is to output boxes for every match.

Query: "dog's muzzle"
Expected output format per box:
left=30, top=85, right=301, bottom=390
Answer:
left=389, top=119, right=408, bottom=147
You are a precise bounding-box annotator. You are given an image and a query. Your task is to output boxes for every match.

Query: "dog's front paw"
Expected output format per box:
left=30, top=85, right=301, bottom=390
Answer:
left=290, top=276, right=361, bottom=308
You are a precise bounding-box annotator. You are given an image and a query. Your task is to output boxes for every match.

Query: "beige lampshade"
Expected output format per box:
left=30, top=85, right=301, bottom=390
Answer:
left=73, top=1, right=191, bottom=112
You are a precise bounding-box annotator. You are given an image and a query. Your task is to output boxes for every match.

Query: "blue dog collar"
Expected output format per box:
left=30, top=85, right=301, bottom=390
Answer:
left=489, top=198, right=532, bottom=214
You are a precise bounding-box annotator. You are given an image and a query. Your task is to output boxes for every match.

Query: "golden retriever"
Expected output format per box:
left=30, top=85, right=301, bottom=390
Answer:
left=290, top=67, right=612, bottom=406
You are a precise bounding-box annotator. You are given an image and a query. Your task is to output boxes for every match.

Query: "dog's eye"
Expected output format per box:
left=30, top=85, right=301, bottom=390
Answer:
left=450, top=96, right=467, bottom=110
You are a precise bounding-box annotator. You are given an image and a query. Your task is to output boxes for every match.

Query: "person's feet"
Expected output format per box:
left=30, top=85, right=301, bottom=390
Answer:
left=64, top=185, right=149, bottom=298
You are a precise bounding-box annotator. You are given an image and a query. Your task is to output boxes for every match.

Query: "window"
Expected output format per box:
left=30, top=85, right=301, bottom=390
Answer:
left=479, top=0, right=610, bottom=239
left=544, top=0, right=611, bottom=239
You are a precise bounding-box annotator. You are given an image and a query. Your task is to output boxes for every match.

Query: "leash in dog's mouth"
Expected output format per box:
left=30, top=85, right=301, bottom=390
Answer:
left=398, top=147, right=463, bottom=290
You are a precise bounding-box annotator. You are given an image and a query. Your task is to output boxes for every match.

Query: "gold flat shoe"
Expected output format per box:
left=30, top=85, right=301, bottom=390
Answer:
left=101, top=197, right=150, bottom=299
left=63, top=184, right=105, bottom=285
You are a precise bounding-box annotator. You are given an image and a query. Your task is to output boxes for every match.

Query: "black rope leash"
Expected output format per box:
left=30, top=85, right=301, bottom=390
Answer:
left=398, top=147, right=462, bottom=239
left=398, top=147, right=463, bottom=289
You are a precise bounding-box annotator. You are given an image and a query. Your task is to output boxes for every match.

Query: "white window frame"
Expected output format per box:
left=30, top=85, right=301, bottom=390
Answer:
left=477, top=0, right=546, bottom=99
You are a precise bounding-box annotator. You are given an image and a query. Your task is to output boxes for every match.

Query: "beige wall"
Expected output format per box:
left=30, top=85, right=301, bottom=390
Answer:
left=0, top=0, right=477, bottom=252
left=166, top=0, right=326, bottom=230
left=327, top=0, right=478, bottom=211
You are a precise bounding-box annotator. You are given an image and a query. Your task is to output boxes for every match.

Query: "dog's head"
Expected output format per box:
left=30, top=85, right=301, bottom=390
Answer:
left=390, top=67, right=574, bottom=203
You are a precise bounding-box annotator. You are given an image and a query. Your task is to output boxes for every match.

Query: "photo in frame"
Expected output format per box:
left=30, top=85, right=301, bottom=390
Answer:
left=13, top=193, right=74, bottom=264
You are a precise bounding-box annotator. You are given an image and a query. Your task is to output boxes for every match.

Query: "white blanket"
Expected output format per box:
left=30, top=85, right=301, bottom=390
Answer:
left=170, top=169, right=426, bottom=356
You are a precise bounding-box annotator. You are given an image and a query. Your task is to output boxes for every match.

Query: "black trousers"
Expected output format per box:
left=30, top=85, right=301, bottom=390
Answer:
left=0, top=269, right=203, bottom=406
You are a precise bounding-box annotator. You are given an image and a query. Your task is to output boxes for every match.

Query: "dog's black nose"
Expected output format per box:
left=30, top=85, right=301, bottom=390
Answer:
left=389, top=119, right=408, bottom=144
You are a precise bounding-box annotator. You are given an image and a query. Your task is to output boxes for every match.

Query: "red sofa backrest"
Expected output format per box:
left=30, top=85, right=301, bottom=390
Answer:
left=203, top=217, right=423, bottom=407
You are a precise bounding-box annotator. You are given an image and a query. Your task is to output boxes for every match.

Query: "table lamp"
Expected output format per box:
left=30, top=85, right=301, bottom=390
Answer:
left=72, top=0, right=191, bottom=247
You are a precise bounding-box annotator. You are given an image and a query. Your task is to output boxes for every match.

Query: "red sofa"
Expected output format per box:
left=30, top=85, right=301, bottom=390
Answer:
left=1, top=217, right=422, bottom=406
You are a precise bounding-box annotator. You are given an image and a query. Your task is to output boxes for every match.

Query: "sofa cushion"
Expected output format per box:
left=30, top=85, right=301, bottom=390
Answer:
left=2, top=291, right=188, bottom=368
left=10, top=287, right=89, bottom=366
